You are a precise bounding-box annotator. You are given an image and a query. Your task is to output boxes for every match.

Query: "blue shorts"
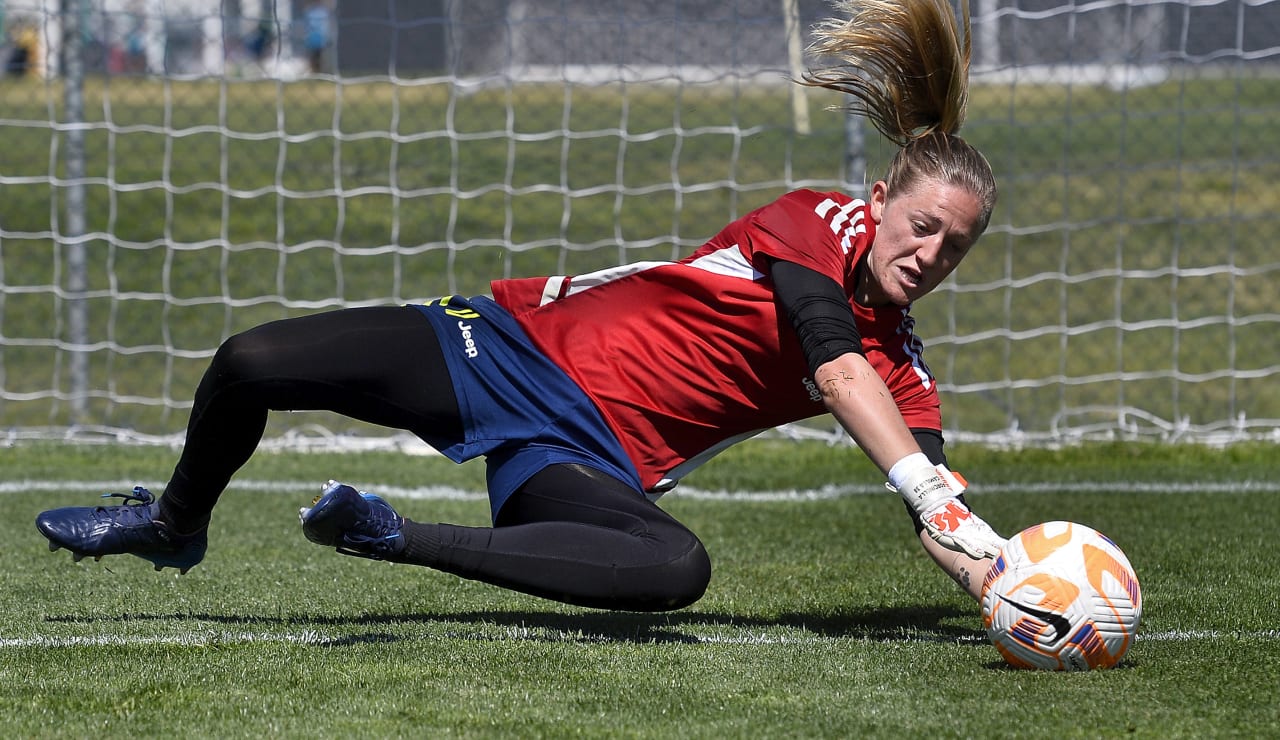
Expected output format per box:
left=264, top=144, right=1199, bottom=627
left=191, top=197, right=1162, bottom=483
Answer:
left=412, top=296, right=643, bottom=521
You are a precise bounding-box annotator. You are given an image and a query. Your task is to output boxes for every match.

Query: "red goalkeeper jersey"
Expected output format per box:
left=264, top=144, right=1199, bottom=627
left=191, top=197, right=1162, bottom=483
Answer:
left=490, top=189, right=941, bottom=493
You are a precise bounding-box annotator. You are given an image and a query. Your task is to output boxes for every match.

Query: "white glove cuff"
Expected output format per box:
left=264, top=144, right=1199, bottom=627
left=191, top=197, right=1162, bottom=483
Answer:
left=892, top=458, right=967, bottom=515
left=887, top=453, right=934, bottom=490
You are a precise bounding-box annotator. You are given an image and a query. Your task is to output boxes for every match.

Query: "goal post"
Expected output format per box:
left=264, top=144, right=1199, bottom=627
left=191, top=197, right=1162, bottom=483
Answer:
left=2, top=0, right=1279, bottom=448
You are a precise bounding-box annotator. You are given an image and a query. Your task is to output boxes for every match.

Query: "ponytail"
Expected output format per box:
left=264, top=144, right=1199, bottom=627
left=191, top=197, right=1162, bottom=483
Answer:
left=801, top=0, right=997, bottom=233
left=801, top=0, right=971, bottom=144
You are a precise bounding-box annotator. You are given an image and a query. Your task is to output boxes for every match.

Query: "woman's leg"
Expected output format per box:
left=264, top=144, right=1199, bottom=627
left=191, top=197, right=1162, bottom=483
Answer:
left=394, top=463, right=712, bottom=612
left=160, top=306, right=461, bottom=531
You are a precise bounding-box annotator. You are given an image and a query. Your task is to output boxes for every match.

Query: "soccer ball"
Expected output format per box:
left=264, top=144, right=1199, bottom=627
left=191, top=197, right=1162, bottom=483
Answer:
left=980, top=521, right=1142, bottom=671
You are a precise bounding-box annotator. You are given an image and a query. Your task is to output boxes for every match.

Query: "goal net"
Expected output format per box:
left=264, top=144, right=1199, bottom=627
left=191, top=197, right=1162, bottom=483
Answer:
left=2, top=0, right=1278, bottom=449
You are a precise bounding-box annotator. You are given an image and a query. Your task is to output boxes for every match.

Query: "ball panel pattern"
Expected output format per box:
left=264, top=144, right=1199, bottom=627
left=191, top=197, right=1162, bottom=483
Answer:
left=981, top=521, right=1141, bottom=671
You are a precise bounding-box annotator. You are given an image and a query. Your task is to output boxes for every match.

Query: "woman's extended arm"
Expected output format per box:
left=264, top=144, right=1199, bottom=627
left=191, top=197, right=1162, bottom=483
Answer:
left=772, top=258, right=1004, bottom=575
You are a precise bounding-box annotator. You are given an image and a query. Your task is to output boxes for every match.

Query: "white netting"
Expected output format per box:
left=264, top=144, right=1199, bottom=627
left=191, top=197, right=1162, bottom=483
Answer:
left=1, top=0, right=1279, bottom=448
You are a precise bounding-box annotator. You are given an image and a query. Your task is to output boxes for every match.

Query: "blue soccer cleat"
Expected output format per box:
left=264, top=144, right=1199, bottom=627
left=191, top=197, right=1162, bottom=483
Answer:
left=35, top=486, right=208, bottom=574
left=299, top=480, right=405, bottom=560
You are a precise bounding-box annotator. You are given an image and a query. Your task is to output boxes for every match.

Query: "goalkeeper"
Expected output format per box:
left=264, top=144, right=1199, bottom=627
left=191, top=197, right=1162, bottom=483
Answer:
left=37, top=0, right=1005, bottom=610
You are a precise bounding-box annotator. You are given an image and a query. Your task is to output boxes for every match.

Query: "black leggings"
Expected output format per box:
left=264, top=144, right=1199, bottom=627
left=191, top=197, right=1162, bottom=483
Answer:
left=162, top=306, right=710, bottom=611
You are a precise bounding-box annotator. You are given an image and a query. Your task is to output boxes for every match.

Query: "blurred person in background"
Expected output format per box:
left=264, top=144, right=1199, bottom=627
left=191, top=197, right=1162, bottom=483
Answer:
left=303, top=1, right=330, bottom=74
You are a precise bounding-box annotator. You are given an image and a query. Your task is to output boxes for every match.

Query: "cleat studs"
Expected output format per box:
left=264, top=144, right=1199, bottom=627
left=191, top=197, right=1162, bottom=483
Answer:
left=72, top=552, right=85, bottom=563
left=179, top=567, right=190, bottom=575
left=94, top=556, right=102, bottom=562
left=48, top=542, right=60, bottom=552
left=154, top=564, right=163, bottom=572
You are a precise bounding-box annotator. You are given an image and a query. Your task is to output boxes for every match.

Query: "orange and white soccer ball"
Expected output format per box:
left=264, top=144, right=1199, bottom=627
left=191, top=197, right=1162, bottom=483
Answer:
left=981, top=521, right=1142, bottom=671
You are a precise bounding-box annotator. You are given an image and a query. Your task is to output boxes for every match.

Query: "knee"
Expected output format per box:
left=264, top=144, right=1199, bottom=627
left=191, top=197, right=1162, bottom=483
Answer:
left=197, top=327, right=284, bottom=403
left=661, top=536, right=712, bottom=610
left=207, top=326, right=279, bottom=385
left=639, top=530, right=712, bottom=612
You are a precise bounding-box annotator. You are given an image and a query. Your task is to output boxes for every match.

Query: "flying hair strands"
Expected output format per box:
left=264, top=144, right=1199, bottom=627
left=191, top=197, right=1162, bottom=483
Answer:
left=800, top=0, right=972, bottom=146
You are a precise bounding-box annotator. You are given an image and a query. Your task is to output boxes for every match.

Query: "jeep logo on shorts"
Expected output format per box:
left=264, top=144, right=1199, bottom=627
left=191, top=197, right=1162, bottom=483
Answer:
left=457, top=321, right=479, bottom=358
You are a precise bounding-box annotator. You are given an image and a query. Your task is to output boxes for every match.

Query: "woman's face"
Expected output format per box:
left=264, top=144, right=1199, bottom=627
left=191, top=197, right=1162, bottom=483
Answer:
left=859, top=177, right=984, bottom=307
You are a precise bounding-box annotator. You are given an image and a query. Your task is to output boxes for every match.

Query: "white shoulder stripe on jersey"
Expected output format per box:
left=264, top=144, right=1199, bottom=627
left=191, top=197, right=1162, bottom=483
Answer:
left=538, top=276, right=568, bottom=306
left=813, top=197, right=868, bottom=254
left=814, top=197, right=865, bottom=231
left=536, top=250, right=760, bottom=308
left=538, top=261, right=676, bottom=305
left=686, top=245, right=762, bottom=281
left=839, top=221, right=868, bottom=255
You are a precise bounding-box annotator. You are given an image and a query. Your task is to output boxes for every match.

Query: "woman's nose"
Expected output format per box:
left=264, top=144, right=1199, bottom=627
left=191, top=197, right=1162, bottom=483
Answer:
left=916, top=236, right=944, bottom=267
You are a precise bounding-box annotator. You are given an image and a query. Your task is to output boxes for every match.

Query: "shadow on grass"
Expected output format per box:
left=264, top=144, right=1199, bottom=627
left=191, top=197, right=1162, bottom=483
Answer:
left=45, top=603, right=985, bottom=646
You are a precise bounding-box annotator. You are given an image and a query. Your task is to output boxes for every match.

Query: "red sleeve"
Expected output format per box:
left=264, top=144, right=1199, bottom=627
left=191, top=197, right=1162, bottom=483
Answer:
left=860, top=311, right=943, bottom=431
left=743, top=190, right=863, bottom=286
left=490, top=276, right=562, bottom=315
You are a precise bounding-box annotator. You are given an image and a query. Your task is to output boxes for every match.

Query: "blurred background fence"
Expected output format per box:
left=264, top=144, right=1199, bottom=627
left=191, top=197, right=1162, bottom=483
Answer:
left=2, top=0, right=1279, bottom=449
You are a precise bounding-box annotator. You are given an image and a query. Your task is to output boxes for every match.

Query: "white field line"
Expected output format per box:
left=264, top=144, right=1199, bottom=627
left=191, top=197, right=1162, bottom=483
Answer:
left=0, top=631, right=336, bottom=648
left=6, top=479, right=1280, bottom=502
left=1, top=628, right=1276, bottom=650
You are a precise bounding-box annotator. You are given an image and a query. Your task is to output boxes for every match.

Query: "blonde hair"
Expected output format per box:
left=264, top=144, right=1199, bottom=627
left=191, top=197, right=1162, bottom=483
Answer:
left=801, top=0, right=997, bottom=232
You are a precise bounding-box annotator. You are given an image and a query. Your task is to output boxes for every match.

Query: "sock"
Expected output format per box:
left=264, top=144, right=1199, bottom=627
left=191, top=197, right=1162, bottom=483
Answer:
left=156, top=466, right=221, bottom=535
left=393, top=520, right=443, bottom=566
left=156, top=491, right=211, bottom=536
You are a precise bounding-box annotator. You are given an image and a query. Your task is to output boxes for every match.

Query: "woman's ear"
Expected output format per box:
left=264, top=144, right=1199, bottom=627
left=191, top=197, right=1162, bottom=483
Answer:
left=868, top=180, right=888, bottom=225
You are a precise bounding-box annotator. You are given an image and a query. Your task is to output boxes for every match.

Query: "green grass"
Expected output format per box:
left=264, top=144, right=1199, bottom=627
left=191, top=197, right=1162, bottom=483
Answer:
left=2, top=440, right=1278, bottom=737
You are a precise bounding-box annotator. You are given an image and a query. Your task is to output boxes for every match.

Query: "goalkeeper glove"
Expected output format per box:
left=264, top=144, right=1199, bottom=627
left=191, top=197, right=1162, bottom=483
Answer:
left=890, top=458, right=1006, bottom=559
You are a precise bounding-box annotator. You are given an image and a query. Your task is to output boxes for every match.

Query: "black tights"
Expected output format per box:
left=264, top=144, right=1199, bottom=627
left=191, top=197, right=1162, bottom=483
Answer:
left=162, top=306, right=710, bottom=611
left=416, top=463, right=711, bottom=611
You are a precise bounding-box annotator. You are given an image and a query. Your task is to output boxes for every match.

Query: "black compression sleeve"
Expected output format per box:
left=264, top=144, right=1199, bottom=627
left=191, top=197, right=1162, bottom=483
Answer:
left=395, top=464, right=712, bottom=611
left=770, top=259, right=863, bottom=375
left=912, top=427, right=947, bottom=467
